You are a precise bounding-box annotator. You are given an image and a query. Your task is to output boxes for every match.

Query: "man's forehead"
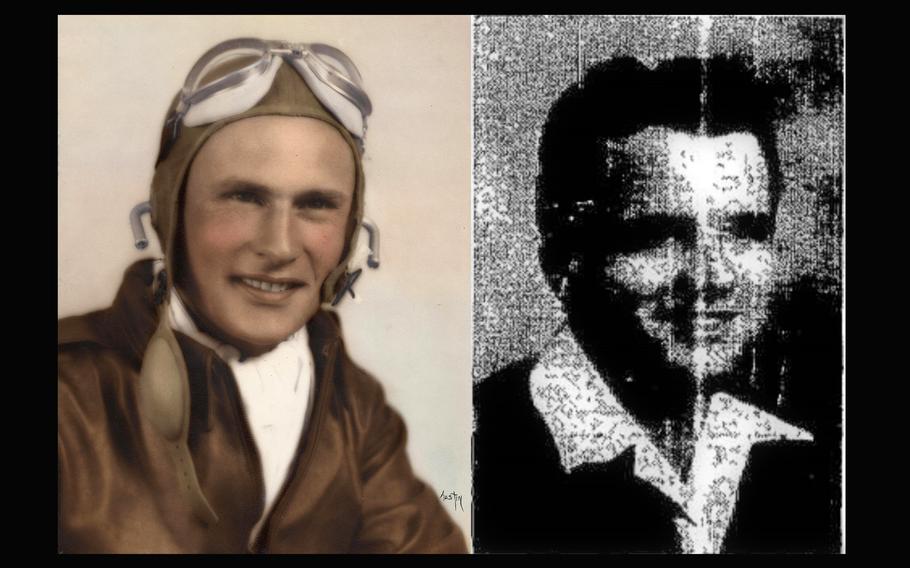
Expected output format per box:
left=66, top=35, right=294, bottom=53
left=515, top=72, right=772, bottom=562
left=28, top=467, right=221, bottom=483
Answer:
left=597, top=127, right=771, bottom=214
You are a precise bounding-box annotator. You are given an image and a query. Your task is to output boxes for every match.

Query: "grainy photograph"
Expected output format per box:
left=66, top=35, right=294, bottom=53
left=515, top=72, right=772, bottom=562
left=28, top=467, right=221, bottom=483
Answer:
left=472, top=15, right=844, bottom=553
left=58, top=15, right=471, bottom=553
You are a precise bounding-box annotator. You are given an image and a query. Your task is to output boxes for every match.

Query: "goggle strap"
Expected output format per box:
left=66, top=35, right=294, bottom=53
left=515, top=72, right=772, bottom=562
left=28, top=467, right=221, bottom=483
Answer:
left=158, top=112, right=183, bottom=164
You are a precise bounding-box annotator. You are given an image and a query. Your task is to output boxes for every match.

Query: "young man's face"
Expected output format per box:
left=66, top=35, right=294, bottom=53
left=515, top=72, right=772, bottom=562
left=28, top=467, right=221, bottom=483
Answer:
left=180, top=116, right=355, bottom=356
left=595, top=127, right=775, bottom=379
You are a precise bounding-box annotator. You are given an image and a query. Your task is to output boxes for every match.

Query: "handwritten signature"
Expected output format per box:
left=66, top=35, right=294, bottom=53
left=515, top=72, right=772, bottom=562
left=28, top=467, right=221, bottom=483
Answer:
left=439, top=489, right=464, bottom=512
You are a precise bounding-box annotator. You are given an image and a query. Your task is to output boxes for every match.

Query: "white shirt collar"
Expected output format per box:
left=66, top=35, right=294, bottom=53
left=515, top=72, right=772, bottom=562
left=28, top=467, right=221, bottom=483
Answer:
left=529, top=325, right=813, bottom=553
left=167, top=289, right=315, bottom=541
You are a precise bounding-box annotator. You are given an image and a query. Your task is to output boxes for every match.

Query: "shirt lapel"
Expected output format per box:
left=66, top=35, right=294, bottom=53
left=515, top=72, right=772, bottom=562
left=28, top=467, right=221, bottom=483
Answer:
left=530, top=327, right=814, bottom=553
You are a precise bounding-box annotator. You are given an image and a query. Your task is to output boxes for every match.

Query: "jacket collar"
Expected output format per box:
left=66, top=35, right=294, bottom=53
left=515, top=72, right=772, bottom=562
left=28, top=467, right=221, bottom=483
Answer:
left=530, top=325, right=814, bottom=551
left=58, top=259, right=159, bottom=366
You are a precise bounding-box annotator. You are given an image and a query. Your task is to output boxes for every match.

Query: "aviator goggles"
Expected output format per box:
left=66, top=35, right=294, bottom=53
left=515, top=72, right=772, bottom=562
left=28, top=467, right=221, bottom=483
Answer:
left=159, top=37, right=373, bottom=161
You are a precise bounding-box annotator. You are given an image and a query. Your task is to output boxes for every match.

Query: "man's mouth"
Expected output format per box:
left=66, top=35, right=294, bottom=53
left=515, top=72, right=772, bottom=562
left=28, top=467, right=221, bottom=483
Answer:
left=696, top=309, right=740, bottom=322
left=233, top=275, right=306, bottom=295
left=647, top=301, right=743, bottom=343
left=692, top=309, right=742, bottom=340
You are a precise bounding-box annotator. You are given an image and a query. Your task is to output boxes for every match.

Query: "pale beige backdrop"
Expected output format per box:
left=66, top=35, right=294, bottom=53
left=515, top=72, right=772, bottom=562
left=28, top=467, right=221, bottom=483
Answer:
left=58, top=15, right=472, bottom=541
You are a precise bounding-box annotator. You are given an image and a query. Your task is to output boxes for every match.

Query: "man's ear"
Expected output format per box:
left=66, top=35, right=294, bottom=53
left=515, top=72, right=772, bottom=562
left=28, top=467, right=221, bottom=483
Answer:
left=539, top=241, right=568, bottom=301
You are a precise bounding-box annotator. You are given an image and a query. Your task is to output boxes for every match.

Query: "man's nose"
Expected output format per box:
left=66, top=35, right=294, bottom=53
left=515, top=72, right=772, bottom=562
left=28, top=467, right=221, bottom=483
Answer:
left=690, top=227, right=733, bottom=303
left=254, top=206, right=299, bottom=264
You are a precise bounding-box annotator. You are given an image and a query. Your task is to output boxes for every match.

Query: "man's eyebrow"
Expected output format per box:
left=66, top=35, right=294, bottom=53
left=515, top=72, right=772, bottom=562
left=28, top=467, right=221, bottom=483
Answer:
left=216, top=178, right=273, bottom=196
left=215, top=179, right=348, bottom=201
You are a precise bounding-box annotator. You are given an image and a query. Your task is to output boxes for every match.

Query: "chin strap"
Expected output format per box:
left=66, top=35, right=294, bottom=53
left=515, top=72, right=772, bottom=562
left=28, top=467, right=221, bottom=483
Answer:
left=138, top=298, right=219, bottom=525
left=329, top=219, right=380, bottom=306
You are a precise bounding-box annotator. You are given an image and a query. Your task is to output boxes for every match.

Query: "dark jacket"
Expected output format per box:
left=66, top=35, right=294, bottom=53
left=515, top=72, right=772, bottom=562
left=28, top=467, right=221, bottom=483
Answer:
left=472, top=358, right=841, bottom=553
left=58, top=260, right=466, bottom=553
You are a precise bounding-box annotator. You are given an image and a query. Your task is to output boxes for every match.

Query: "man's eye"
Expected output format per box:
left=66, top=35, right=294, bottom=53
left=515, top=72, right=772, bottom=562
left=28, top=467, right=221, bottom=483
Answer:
left=226, top=191, right=265, bottom=205
left=298, top=195, right=339, bottom=210
left=724, top=212, right=771, bottom=241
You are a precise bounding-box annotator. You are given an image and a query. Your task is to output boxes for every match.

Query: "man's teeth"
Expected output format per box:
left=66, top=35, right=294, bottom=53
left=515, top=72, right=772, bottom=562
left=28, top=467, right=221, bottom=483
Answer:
left=242, top=278, right=293, bottom=292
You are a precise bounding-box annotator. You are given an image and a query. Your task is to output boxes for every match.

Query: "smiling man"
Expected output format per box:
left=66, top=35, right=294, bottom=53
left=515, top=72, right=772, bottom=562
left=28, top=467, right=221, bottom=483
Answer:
left=58, top=39, right=466, bottom=553
left=473, top=56, right=841, bottom=553
left=178, top=116, right=355, bottom=357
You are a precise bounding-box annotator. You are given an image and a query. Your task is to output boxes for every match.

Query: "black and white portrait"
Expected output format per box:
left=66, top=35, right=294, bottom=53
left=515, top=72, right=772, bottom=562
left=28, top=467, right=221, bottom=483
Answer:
left=472, top=15, right=843, bottom=553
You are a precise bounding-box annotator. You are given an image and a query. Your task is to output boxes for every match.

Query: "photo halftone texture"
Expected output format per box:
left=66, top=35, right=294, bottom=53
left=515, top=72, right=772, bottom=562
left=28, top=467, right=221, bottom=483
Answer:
left=473, top=15, right=842, bottom=382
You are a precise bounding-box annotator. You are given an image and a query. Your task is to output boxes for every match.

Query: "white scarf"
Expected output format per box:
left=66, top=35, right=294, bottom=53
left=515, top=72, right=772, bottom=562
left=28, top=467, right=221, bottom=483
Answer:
left=168, top=291, right=316, bottom=517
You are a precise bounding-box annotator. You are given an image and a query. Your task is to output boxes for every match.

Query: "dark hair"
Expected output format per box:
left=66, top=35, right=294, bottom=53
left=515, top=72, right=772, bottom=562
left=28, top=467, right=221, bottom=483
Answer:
left=536, top=56, right=788, bottom=293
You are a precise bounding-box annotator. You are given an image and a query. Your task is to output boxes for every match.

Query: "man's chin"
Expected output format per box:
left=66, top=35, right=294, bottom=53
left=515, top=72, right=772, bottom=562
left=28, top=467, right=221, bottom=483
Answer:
left=230, top=307, right=317, bottom=351
left=664, top=345, right=738, bottom=381
left=225, top=325, right=302, bottom=357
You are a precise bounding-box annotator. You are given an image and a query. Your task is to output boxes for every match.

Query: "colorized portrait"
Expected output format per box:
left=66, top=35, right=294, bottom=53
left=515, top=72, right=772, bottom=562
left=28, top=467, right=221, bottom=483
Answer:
left=58, top=15, right=471, bottom=553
